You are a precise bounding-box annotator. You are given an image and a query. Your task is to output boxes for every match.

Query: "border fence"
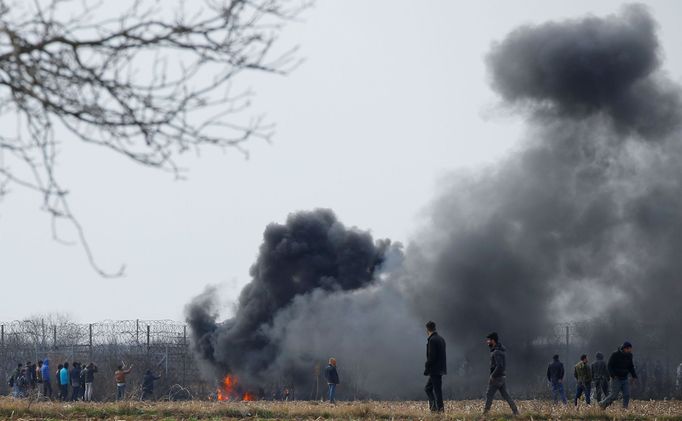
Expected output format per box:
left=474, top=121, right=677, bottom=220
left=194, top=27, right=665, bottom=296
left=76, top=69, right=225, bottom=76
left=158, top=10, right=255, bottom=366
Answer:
left=2, top=319, right=681, bottom=401
left=0, top=319, right=209, bottom=401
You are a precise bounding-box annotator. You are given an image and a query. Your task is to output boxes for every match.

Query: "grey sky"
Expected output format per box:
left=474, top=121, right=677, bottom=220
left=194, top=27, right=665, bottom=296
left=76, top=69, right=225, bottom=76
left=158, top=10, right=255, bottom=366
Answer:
left=1, top=0, right=680, bottom=322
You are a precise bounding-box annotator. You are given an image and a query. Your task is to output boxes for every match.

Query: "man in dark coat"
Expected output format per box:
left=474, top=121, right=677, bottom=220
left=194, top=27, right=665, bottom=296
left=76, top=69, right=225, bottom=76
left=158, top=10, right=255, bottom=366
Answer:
left=141, top=370, right=161, bottom=401
left=547, top=354, right=567, bottom=404
left=324, top=358, right=340, bottom=404
left=70, top=362, right=81, bottom=401
left=423, top=321, right=446, bottom=412
left=599, top=341, right=638, bottom=409
left=591, top=352, right=609, bottom=401
left=483, top=332, right=519, bottom=415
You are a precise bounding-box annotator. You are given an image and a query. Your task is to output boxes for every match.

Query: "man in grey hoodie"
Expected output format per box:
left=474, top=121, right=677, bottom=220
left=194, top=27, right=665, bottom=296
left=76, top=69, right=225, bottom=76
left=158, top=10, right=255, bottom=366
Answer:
left=591, top=352, right=609, bottom=402
left=483, top=332, right=519, bottom=416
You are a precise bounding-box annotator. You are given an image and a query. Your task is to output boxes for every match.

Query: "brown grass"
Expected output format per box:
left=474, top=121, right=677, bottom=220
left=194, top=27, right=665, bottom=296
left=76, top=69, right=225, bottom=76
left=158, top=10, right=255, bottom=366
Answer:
left=0, top=397, right=681, bottom=420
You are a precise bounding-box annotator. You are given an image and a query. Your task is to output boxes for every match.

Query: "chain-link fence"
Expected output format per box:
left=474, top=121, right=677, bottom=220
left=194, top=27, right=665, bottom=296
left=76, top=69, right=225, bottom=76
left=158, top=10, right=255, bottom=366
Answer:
left=2, top=319, right=681, bottom=401
left=0, top=319, right=209, bottom=401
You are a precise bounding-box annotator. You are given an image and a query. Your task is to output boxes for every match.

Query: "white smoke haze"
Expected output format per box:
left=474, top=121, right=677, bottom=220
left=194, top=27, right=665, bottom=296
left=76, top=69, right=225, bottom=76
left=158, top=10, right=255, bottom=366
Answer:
left=187, top=4, right=682, bottom=399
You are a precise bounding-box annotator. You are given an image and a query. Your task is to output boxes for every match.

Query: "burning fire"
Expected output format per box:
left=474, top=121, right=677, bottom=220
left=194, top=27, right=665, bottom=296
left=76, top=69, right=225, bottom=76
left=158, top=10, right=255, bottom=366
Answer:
left=215, top=374, right=254, bottom=401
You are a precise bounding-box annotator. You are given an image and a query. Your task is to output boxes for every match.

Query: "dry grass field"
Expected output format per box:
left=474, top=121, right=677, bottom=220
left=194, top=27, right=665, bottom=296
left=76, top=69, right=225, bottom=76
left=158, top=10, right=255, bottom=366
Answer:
left=1, top=398, right=682, bottom=420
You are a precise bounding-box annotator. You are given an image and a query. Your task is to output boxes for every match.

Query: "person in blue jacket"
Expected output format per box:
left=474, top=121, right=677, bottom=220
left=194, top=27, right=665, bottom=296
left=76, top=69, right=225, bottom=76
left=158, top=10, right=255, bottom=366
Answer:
left=41, top=359, right=52, bottom=399
left=324, top=358, right=340, bottom=404
left=59, top=362, right=70, bottom=401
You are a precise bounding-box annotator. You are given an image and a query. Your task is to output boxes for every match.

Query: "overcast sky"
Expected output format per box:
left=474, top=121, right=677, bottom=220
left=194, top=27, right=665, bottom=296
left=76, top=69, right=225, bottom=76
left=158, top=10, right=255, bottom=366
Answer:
left=1, top=0, right=680, bottom=323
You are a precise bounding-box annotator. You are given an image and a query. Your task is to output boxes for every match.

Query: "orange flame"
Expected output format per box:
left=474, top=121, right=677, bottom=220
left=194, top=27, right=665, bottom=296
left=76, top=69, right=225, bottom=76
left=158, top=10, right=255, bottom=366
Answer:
left=215, top=374, right=255, bottom=401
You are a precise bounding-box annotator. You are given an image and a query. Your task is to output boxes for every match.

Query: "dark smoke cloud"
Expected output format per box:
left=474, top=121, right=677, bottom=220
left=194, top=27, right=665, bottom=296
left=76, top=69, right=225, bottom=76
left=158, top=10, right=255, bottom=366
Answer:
left=186, top=209, right=394, bottom=387
left=188, top=4, right=682, bottom=399
left=487, top=4, right=681, bottom=138
left=409, top=3, right=682, bottom=393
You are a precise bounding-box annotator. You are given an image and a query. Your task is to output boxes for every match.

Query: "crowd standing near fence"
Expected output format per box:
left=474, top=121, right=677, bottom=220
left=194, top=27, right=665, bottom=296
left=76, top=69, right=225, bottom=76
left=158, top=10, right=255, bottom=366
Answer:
left=4, top=359, right=171, bottom=402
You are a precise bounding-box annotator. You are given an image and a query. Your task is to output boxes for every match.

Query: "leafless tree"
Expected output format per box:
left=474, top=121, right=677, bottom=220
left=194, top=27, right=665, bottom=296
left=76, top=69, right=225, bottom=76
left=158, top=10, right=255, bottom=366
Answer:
left=0, top=0, right=305, bottom=276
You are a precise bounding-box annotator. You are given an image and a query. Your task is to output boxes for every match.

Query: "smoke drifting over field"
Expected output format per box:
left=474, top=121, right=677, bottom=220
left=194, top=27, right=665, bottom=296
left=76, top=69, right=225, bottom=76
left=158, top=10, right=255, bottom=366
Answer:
left=188, top=5, right=682, bottom=398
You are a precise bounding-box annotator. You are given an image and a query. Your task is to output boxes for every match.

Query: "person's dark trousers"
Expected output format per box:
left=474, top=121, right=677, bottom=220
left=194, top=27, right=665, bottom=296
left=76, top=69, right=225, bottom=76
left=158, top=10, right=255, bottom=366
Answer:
left=575, top=382, right=592, bottom=405
left=43, top=380, right=52, bottom=399
left=327, top=383, right=336, bottom=404
left=116, top=384, right=126, bottom=400
left=60, top=384, right=68, bottom=401
left=71, top=385, right=80, bottom=401
left=600, top=377, right=630, bottom=409
left=551, top=381, right=568, bottom=404
left=425, top=375, right=444, bottom=412
left=594, top=378, right=609, bottom=401
left=141, top=390, right=152, bottom=401
left=484, top=376, right=519, bottom=415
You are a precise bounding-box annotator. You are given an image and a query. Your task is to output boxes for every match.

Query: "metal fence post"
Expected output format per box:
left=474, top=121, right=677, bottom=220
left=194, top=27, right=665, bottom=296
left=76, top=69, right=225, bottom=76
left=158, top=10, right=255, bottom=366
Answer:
left=53, top=325, right=57, bottom=349
left=89, top=323, right=93, bottom=359
left=183, top=325, right=187, bottom=386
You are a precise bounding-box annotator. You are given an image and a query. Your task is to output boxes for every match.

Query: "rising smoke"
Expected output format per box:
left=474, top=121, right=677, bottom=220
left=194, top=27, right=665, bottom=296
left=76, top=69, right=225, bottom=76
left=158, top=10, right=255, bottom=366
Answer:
left=185, top=209, right=412, bottom=395
left=188, top=4, right=682, bottom=399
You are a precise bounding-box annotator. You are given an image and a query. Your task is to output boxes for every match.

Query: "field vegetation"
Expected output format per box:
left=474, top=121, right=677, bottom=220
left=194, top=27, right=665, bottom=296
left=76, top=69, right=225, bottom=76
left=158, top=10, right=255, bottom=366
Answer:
left=1, top=398, right=682, bottom=420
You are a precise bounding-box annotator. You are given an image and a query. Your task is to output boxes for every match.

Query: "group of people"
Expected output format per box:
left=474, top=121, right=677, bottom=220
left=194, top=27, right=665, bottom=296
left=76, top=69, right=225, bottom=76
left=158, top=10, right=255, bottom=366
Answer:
left=547, top=342, right=638, bottom=409
left=252, top=320, right=643, bottom=414
left=8, top=359, right=99, bottom=401
left=7, top=360, right=162, bottom=401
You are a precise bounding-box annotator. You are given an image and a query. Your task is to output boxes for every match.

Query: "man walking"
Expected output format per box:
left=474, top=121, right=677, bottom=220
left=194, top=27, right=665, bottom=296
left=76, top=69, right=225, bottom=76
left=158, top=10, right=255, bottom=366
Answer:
left=574, top=354, right=592, bottom=406
left=599, top=341, right=638, bottom=409
left=324, top=358, right=340, bottom=404
left=423, top=321, right=446, bottom=412
left=547, top=354, right=567, bottom=404
left=483, top=332, right=519, bottom=416
left=592, top=352, right=609, bottom=401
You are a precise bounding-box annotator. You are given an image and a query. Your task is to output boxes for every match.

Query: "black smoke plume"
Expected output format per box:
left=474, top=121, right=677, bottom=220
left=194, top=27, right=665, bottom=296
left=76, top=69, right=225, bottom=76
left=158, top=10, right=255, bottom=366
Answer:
left=188, top=4, right=682, bottom=399
left=186, top=209, right=395, bottom=390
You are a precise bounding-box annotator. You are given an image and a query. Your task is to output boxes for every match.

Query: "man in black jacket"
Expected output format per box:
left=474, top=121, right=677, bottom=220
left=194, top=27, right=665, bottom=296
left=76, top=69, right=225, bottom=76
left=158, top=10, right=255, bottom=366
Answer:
left=484, top=332, right=519, bottom=415
left=599, top=342, right=638, bottom=409
left=423, top=321, right=446, bottom=412
left=547, top=355, right=567, bottom=404
left=141, top=370, right=161, bottom=401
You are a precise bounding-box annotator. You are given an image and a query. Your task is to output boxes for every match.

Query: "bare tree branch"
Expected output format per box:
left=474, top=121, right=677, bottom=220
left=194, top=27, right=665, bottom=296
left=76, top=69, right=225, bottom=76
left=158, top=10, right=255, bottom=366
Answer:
left=0, top=0, right=307, bottom=276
